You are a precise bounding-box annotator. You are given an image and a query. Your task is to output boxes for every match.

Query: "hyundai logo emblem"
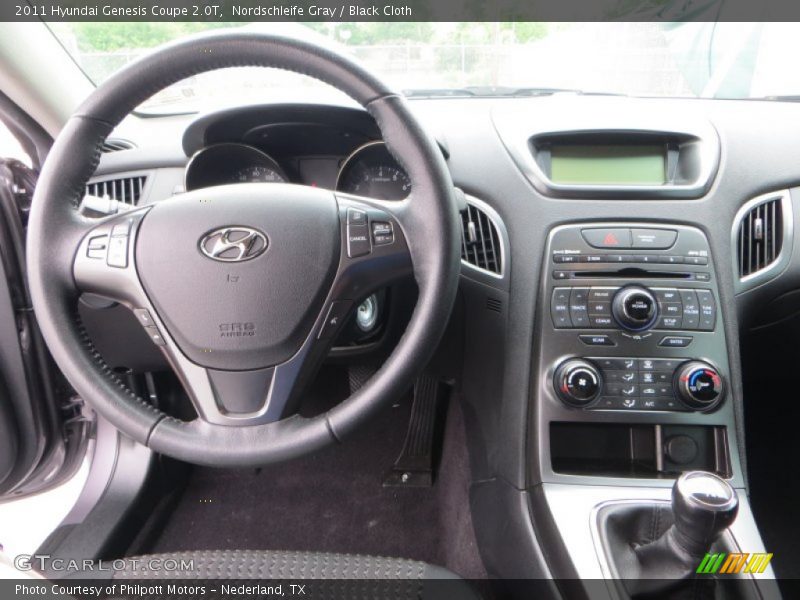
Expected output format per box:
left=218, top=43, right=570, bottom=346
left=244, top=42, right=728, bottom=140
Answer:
left=199, top=227, right=268, bottom=262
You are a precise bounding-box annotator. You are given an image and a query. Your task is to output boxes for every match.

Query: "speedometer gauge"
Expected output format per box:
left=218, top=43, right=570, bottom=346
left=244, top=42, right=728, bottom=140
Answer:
left=336, top=141, right=411, bottom=201
left=235, top=164, right=287, bottom=184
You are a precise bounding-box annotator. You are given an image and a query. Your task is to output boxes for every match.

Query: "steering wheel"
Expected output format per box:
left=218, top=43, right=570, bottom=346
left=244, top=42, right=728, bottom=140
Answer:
left=26, top=32, right=460, bottom=467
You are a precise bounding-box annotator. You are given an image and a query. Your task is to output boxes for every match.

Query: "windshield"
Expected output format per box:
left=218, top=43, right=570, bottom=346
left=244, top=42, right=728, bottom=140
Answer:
left=47, top=22, right=800, bottom=113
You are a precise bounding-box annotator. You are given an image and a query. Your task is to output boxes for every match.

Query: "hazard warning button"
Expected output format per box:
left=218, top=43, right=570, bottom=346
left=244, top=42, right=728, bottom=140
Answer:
left=581, top=228, right=633, bottom=249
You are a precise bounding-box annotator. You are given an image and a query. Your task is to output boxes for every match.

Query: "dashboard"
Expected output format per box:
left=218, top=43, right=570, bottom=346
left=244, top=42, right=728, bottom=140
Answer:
left=80, top=92, right=800, bottom=585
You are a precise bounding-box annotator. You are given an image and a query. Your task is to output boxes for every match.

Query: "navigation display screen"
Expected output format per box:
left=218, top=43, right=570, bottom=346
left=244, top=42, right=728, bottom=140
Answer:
left=550, top=144, right=666, bottom=185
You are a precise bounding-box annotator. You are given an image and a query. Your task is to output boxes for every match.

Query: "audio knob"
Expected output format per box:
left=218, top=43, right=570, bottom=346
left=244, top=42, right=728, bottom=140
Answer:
left=554, top=359, right=602, bottom=407
left=675, top=361, right=724, bottom=411
left=612, top=285, right=658, bottom=332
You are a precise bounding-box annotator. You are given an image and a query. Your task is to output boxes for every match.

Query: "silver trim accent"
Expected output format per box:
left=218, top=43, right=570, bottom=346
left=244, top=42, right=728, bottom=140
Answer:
left=460, top=194, right=509, bottom=281
left=732, top=189, right=793, bottom=293
left=492, top=97, right=720, bottom=199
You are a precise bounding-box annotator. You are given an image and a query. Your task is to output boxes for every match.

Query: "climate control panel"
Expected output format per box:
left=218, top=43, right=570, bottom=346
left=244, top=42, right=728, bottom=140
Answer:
left=553, top=357, right=724, bottom=412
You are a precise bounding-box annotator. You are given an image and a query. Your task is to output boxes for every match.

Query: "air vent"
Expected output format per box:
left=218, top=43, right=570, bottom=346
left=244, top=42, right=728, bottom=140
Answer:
left=461, top=202, right=503, bottom=275
left=86, top=176, right=147, bottom=206
left=737, top=195, right=784, bottom=278
left=101, top=139, right=136, bottom=153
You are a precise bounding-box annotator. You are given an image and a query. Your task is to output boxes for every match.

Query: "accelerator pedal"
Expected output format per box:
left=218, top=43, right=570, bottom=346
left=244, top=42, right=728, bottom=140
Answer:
left=383, top=374, right=447, bottom=488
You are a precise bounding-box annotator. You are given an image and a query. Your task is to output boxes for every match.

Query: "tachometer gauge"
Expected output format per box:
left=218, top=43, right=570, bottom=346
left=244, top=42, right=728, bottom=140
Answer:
left=336, top=141, right=411, bottom=201
left=235, top=164, right=287, bottom=184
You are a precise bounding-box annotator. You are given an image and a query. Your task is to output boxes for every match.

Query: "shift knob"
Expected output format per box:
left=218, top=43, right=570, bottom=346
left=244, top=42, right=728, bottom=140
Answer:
left=671, top=471, right=738, bottom=557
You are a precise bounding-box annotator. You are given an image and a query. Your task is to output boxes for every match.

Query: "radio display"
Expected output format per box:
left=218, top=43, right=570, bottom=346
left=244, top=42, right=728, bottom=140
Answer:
left=550, top=144, right=666, bottom=186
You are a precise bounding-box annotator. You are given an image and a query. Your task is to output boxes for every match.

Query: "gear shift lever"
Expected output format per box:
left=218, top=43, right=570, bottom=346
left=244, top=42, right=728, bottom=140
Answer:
left=669, top=471, right=739, bottom=558
left=631, top=471, right=739, bottom=588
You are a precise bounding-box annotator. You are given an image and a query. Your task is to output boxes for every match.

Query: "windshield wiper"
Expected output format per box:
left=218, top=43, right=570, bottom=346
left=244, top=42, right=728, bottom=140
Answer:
left=404, top=86, right=625, bottom=98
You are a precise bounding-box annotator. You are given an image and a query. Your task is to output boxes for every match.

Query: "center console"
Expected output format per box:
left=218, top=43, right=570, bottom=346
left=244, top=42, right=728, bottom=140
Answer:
left=536, top=222, right=740, bottom=481
left=532, top=222, right=777, bottom=598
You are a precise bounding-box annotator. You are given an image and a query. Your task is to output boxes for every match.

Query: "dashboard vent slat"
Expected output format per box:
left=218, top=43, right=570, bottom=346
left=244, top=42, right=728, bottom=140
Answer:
left=86, top=175, right=147, bottom=206
left=461, top=202, right=502, bottom=275
left=737, top=195, right=783, bottom=278
left=100, top=139, right=136, bottom=153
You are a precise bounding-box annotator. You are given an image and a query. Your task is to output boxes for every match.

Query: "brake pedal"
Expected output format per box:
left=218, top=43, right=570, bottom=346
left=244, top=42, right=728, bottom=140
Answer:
left=383, top=374, right=446, bottom=488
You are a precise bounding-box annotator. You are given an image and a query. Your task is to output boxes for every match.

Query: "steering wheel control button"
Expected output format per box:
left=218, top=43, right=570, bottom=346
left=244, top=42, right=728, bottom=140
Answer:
left=630, top=228, right=678, bottom=249
left=318, top=300, right=354, bottom=340
left=347, top=224, right=371, bottom=258
left=372, top=221, right=394, bottom=245
left=612, top=286, right=658, bottom=332
left=86, top=234, right=108, bottom=259
left=144, top=325, right=166, bottom=346
left=347, top=208, right=367, bottom=224
left=579, top=334, right=615, bottom=346
left=554, top=359, right=602, bottom=407
left=675, top=361, right=724, bottom=410
left=580, top=227, right=632, bottom=249
left=133, top=308, right=155, bottom=327
left=106, top=235, right=129, bottom=268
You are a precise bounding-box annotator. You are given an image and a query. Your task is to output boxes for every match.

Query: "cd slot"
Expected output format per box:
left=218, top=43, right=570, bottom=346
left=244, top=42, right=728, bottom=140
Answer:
left=573, top=269, right=693, bottom=279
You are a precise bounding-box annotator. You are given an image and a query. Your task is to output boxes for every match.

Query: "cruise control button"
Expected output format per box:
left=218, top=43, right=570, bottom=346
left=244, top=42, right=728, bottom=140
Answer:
left=578, top=334, right=616, bottom=346
left=372, top=221, right=394, bottom=247
left=659, top=335, right=694, bottom=347
left=581, top=228, right=632, bottom=249
left=347, top=224, right=371, bottom=258
left=631, top=228, right=678, bottom=249
left=347, top=208, right=367, bottom=224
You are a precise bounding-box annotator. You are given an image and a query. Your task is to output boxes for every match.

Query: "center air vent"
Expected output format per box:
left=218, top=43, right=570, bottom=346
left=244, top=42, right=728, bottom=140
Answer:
left=461, top=201, right=503, bottom=275
left=86, top=175, right=147, bottom=206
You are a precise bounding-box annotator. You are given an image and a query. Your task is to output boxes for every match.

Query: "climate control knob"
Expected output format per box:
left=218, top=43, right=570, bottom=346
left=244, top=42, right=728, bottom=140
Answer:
left=612, top=285, right=659, bottom=332
left=554, top=359, right=602, bottom=407
left=675, top=361, right=724, bottom=411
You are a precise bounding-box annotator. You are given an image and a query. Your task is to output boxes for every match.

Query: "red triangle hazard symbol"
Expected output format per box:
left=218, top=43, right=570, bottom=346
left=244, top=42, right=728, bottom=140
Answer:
left=603, top=232, right=619, bottom=246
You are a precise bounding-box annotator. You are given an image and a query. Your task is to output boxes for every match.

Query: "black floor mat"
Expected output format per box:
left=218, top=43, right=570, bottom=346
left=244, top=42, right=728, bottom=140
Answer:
left=146, top=377, right=486, bottom=580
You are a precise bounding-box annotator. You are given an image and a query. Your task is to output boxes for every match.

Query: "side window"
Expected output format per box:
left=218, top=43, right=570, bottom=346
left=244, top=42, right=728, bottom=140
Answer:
left=0, top=120, right=32, bottom=167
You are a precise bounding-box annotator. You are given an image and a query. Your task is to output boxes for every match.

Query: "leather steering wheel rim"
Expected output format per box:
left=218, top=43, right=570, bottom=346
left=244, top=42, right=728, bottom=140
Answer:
left=26, top=31, right=460, bottom=466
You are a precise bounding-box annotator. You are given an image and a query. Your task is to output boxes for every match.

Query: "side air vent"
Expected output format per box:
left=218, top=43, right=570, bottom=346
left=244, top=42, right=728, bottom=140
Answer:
left=101, top=139, right=136, bottom=153
left=461, top=202, right=503, bottom=275
left=736, top=193, right=786, bottom=278
left=86, top=176, right=147, bottom=206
